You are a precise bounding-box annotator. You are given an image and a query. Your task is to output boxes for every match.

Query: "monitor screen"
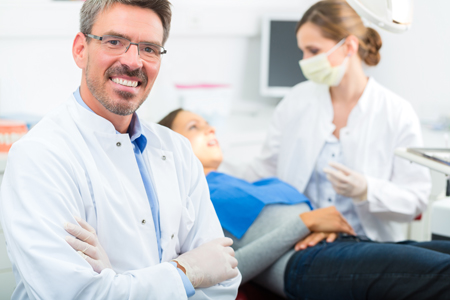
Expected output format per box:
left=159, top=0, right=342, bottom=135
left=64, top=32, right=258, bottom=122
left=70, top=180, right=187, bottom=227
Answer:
left=260, top=17, right=307, bottom=97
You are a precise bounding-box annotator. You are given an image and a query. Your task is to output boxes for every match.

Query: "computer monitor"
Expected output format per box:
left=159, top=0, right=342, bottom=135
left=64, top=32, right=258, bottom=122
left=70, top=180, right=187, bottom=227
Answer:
left=260, top=16, right=307, bottom=98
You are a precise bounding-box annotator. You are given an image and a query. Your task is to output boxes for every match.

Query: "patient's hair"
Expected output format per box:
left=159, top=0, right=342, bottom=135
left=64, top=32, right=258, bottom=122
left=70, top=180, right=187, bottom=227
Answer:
left=80, top=0, right=172, bottom=45
left=297, top=0, right=382, bottom=66
left=158, top=108, right=183, bottom=129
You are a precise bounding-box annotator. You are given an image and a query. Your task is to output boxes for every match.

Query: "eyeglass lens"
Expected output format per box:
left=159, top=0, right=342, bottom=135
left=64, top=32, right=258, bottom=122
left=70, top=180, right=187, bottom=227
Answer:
left=101, top=35, right=164, bottom=61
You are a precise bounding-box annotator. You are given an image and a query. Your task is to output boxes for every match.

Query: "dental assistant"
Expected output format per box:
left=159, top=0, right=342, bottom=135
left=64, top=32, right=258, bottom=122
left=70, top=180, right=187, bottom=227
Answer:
left=0, top=0, right=240, bottom=299
left=246, top=0, right=431, bottom=242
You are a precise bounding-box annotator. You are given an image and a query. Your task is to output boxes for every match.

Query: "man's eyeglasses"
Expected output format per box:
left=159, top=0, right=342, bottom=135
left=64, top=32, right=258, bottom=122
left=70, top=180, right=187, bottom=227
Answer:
left=84, top=34, right=167, bottom=61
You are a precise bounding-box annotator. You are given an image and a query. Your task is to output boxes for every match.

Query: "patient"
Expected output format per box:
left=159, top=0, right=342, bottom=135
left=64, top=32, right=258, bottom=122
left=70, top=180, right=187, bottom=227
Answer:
left=65, top=109, right=450, bottom=300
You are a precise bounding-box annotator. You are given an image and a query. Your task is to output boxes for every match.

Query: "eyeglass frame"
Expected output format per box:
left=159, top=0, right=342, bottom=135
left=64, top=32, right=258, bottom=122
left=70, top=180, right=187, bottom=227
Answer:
left=84, top=33, right=167, bottom=60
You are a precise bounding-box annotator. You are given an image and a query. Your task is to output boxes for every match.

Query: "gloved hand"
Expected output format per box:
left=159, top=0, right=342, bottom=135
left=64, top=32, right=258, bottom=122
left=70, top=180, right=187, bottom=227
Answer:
left=64, top=216, right=113, bottom=273
left=323, top=161, right=368, bottom=201
left=173, top=237, right=239, bottom=288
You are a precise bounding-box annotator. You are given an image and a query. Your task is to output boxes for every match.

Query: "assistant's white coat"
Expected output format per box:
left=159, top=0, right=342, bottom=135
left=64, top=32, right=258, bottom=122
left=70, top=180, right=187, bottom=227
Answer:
left=0, top=96, right=241, bottom=300
left=245, top=78, right=431, bottom=242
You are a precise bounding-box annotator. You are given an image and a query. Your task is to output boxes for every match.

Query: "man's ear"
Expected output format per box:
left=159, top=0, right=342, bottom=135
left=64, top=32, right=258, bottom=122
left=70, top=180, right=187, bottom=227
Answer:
left=73, top=32, right=88, bottom=69
left=345, top=35, right=359, bottom=57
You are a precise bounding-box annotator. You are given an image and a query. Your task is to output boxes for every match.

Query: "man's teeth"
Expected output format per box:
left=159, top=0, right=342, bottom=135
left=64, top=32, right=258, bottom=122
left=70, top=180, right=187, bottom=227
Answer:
left=111, top=78, right=138, bottom=88
left=208, top=140, right=216, bottom=146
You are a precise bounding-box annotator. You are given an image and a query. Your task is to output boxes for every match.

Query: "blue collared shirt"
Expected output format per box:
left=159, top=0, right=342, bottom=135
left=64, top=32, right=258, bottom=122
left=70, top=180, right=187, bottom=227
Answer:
left=73, top=88, right=195, bottom=297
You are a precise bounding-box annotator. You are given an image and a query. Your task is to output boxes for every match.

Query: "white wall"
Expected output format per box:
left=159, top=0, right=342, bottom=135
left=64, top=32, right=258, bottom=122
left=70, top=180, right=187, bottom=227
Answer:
left=0, top=0, right=317, bottom=121
left=366, top=1, right=450, bottom=121
left=0, top=0, right=449, bottom=122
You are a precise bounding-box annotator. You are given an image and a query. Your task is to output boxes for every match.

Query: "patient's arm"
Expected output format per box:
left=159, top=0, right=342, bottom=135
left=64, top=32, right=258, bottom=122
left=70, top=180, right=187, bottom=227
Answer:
left=226, top=204, right=355, bottom=284
left=228, top=208, right=309, bottom=284
left=294, top=206, right=356, bottom=250
left=300, top=206, right=355, bottom=235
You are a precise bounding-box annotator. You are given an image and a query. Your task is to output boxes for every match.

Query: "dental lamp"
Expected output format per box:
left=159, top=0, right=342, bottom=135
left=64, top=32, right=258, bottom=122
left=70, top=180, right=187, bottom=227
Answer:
left=346, top=0, right=414, bottom=33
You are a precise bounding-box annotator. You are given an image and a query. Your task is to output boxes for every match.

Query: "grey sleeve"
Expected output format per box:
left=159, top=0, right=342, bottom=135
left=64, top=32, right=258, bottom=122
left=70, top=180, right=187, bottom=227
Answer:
left=224, top=203, right=311, bottom=283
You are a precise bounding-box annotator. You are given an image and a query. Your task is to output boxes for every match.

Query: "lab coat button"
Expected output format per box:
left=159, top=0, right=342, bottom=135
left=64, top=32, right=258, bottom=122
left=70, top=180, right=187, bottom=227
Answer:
left=171, top=234, right=174, bottom=239
left=116, top=142, right=122, bottom=147
left=162, top=155, right=166, bottom=161
left=141, top=219, right=146, bottom=224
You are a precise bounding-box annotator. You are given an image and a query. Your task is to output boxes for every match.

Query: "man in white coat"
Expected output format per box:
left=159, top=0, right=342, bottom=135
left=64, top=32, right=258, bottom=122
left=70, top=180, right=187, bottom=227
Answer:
left=0, top=0, right=241, bottom=299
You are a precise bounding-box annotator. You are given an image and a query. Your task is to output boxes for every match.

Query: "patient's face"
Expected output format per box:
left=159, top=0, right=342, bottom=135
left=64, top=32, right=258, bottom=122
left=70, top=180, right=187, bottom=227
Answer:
left=172, top=111, right=223, bottom=171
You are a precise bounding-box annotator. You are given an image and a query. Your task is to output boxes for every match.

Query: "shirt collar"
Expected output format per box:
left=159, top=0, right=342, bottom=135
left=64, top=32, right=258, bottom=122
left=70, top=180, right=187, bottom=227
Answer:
left=73, top=87, right=148, bottom=152
left=74, top=87, right=93, bottom=113
left=129, top=113, right=147, bottom=152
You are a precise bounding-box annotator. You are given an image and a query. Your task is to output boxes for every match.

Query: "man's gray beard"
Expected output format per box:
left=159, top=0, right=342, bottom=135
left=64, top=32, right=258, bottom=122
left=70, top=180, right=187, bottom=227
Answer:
left=85, top=62, right=148, bottom=116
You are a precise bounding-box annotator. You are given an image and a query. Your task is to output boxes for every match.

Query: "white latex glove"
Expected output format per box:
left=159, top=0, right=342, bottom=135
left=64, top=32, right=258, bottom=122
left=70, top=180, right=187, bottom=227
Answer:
left=173, top=237, right=239, bottom=288
left=64, top=216, right=113, bottom=273
left=323, top=161, right=368, bottom=201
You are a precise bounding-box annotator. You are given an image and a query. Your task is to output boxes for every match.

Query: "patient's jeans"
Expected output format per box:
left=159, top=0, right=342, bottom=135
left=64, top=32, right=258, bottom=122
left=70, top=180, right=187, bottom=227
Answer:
left=284, top=235, right=450, bottom=300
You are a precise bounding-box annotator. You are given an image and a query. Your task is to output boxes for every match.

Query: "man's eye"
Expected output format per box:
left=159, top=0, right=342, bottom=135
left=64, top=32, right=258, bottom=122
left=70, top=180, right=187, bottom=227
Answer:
left=143, top=46, right=155, bottom=53
left=189, top=125, right=197, bottom=130
left=107, top=40, right=121, bottom=46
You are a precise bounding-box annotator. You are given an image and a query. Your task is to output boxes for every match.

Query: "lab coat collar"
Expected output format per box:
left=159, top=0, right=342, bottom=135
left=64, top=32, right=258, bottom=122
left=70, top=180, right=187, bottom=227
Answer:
left=322, top=76, right=374, bottom=116
left=69, top=94, right=117, bottom=134
left=354, top=77, right=375, bottom=114
left=321, top=84, right=337, bottom=136
left=343, top=77, right=375, bottom=130
left=322, top=77, right=375, bottom=131
left=68, top=94, right=162, bottom=151
left=72, top=88, right=148, bottom=152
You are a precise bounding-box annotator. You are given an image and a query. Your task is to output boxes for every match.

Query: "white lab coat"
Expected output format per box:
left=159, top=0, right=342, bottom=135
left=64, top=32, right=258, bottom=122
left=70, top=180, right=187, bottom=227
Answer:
left=0, top=95, right=241, bottom=300
left=245, top=78, right=431, bottom=242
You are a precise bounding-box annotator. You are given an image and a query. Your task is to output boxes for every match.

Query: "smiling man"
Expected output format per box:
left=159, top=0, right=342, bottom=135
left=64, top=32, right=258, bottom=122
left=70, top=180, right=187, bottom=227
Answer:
left=0, top=0, right=240, bottom=299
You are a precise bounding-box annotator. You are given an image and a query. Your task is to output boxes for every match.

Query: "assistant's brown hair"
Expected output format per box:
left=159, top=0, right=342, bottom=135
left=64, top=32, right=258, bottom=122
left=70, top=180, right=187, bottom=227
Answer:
left=296, top=0, right=382, bottom=66
left=158, top=108, right=183, bottom=129
left=80, top=0, right=172, bottom=45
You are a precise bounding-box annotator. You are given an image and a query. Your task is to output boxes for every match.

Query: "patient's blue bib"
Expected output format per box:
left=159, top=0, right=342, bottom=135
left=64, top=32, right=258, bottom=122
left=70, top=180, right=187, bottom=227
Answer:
left=206, top=172, right=312, bottom=239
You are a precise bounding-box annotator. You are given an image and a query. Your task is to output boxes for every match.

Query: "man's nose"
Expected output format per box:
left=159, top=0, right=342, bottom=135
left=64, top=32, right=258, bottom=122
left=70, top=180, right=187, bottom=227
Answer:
left=121, top=43, right=143, bottom=70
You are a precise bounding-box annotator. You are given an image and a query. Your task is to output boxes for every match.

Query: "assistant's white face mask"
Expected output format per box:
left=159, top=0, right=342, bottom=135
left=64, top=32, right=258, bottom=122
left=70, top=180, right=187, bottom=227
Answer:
left=299, top=38, right=349, bottom=87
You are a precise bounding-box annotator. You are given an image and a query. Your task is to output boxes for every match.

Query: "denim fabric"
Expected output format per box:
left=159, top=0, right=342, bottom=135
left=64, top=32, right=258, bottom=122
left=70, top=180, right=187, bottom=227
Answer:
left=284, top=235, right=450, bottom=300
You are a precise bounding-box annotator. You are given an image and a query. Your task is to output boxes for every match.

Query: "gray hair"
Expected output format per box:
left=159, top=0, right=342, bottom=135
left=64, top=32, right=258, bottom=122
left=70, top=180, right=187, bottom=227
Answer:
left=80, top=0, right=172, bottom=45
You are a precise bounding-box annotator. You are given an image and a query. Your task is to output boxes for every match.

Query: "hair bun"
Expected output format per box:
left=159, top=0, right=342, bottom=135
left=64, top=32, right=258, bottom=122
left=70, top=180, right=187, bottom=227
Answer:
left=363, top=27, right=382, bottom=66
